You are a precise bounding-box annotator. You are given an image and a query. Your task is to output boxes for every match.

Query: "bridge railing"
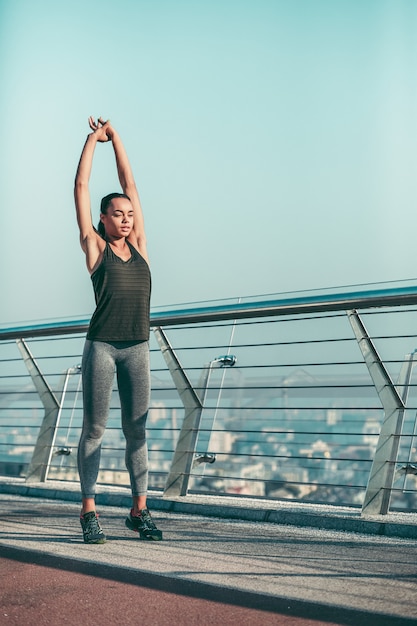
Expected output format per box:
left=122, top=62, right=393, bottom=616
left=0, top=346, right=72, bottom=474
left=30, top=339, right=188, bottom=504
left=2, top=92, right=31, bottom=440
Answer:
left=1, top=282, right=417, bottom=516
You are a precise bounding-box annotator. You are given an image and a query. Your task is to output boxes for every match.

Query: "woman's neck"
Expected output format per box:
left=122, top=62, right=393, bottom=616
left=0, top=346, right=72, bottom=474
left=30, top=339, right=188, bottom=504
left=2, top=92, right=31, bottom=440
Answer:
left=106, top=236, right=126, bottom=249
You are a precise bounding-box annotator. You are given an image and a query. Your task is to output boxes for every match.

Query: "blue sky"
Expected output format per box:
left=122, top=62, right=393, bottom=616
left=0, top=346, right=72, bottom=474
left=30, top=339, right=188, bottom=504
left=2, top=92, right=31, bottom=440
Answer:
left=1, top=0, right=417, bottom=325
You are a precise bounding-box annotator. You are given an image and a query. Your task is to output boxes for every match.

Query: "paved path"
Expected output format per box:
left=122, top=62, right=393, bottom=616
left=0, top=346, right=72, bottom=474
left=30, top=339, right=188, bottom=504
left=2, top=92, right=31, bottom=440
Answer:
left=0, top=494, right=416, bottom=626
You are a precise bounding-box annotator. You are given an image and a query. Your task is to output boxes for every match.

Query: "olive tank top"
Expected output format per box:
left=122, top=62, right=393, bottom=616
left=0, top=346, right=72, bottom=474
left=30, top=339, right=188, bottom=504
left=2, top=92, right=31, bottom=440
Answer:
left=87, top=241, right=151, bottom=342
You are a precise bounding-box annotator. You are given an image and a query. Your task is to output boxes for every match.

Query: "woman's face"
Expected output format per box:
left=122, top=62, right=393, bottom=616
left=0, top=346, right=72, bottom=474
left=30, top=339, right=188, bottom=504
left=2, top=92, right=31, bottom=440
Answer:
left=100, top=197, right=134, bottom=238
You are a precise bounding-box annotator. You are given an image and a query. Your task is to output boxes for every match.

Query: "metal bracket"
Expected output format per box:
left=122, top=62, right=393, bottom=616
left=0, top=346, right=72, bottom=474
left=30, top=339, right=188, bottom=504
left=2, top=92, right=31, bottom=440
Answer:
left=192, top=453, right=216, bottom=468
left=394, top=463, right=417, bottom=481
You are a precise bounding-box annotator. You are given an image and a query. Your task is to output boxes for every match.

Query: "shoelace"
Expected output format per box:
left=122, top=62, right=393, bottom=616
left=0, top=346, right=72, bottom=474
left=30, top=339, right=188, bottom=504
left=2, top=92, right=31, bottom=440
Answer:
left=84, top=514, right=103, bottom=536
left=137, top=509, right=156, bottom=529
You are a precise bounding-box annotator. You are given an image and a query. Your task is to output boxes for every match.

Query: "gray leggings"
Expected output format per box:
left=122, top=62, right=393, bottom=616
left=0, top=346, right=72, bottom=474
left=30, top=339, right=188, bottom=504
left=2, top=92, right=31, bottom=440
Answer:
left=78, top=339, right=150, bottom=499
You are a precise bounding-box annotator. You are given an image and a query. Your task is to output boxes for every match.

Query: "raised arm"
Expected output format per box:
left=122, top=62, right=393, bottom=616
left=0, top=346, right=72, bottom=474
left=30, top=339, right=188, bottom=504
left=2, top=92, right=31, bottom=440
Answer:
left=99, top=118, right=148, bottom=263
left=74, top=118, right=109, bottom=272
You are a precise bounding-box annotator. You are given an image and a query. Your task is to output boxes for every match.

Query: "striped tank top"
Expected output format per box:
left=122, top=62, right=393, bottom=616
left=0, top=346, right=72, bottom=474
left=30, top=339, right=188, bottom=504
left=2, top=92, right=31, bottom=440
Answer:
left=87, top=241, right=151, bottom=342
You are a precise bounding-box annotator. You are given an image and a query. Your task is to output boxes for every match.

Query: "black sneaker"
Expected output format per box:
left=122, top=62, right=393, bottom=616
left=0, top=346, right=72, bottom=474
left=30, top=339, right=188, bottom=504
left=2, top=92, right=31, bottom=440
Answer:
left=125, top=508, right=163, bottom=541
left=80, top=511, right=107, bottom=544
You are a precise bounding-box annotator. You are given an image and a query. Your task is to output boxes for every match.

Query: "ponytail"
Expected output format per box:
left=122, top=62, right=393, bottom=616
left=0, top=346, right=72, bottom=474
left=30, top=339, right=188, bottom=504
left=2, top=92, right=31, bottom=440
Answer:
left=96, top=221, right=106, bottom=239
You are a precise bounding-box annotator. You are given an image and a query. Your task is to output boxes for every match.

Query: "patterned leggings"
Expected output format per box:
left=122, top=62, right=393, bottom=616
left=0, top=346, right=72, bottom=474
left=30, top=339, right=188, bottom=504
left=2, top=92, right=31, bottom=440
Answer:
left=78, top=339, right=150, bottom=499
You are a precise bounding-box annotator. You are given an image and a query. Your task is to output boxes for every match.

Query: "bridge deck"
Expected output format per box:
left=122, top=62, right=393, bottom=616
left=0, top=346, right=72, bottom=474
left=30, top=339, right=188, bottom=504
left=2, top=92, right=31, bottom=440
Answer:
left=0, top=487, right=416, bottom=625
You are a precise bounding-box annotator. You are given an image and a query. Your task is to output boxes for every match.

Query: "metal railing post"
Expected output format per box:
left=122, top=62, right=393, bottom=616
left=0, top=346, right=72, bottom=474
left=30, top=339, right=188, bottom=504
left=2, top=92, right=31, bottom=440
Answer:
left=16, top=339, right=61, bottom=483
left=154, top=327, right=210, bottom=496
left=347, top=310, right=412, bottom=515
left=154, top=328, right=236, bottom=496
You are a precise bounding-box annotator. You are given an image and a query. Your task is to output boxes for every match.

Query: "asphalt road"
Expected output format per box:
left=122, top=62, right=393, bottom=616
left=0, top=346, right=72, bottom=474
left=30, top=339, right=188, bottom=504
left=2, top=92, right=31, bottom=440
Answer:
left=0, top=494, right=416, bottom=626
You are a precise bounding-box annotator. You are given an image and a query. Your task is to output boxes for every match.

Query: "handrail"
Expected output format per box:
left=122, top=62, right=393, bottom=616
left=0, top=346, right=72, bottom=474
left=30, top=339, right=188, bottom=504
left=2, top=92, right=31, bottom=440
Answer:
left=1, top=284, right=417, bottom=514
left=1, top=283, right=417, bottom=340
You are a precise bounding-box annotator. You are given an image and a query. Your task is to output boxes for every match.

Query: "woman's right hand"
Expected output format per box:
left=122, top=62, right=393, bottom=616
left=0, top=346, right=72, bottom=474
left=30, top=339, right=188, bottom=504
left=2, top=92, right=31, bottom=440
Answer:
left=88, top=116, right=112, bottom=142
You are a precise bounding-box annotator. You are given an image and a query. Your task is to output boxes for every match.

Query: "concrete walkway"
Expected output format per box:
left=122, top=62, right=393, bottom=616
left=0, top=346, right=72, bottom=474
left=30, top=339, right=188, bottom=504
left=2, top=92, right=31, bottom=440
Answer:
left=1, top=477, right=417, bottom=539
left=0, top=491, right=416, bottom=626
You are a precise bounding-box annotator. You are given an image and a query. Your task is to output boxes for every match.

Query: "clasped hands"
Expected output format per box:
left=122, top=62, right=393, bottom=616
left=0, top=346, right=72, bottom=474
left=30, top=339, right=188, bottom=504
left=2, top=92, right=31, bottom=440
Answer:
left=88, top=116, right=113, bottom=142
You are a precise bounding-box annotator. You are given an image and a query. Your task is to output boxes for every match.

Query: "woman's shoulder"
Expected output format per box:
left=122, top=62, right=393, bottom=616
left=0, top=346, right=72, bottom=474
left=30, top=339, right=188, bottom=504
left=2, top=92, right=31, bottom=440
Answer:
left=86, top=235, right=108, bottom=275
left=127, top=235, right=149, bottom=266
left=126, top=239, right=150, bottom=267
left=126, top=239, right=142, bottom=257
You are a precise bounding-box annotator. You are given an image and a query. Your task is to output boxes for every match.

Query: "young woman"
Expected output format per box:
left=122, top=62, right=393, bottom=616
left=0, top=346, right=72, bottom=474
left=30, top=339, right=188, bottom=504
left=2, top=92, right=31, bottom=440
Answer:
left=74, top=116, right=162, bottom=543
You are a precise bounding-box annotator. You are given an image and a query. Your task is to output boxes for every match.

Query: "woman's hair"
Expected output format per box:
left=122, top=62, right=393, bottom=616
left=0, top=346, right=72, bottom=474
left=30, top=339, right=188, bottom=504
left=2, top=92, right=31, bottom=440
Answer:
left=96, top=192, right=131, bottom=238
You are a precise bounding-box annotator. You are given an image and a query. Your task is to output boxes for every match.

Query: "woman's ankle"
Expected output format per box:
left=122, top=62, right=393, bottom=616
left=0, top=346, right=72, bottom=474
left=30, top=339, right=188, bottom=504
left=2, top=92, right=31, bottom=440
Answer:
left=81, top=497, right=96, bottom=516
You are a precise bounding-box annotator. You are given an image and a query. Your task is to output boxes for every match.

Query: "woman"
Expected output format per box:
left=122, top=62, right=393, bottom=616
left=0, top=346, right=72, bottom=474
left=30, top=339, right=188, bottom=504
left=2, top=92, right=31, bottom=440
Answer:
left=74, top=116, right=162, bottom=543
